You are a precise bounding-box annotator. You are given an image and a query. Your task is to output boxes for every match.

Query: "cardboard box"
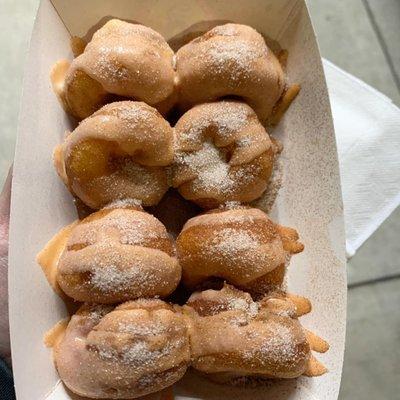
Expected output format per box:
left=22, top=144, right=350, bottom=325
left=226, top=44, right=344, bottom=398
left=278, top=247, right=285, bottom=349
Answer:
left=8, top=0, right=347, bottom=399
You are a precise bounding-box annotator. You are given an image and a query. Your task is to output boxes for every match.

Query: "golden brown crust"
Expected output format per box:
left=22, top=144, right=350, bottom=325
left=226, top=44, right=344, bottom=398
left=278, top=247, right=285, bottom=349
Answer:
left=56, top=207, right=181, bottom=303
left=70, top=36, right=87, bottom=57
left=51, top=19, right=176, bottom=120
left=53, top=292, right=327, bottom=395
left=54, top=301, right=190, bottom=398
left=176, top=207, right=303, bottom=291
left=286, top=293, right=313, bottom=316
left=57, top=101, right=173, bottom=209
left=303, top=355, right=328, bottom=377
left=276, top=224, right=305, bottom=253
left=176, top=24, right=285, bottom=122
left=305, top=329, right=330, bottom=353
left=184, top=285, right=312, bottom=379
left=172, top=101, right=276, bottom=208
left=47, top=20, right=327, bottom=393
left=270, top=84, right=301, bottom=126
left=53, top=144, right=68, bottom=186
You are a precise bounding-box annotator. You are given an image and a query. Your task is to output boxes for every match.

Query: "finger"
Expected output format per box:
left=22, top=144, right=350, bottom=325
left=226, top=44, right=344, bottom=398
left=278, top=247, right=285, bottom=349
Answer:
left=0, top=166, right=12, bottom=225
left=0, top=166, right=12, bottom=363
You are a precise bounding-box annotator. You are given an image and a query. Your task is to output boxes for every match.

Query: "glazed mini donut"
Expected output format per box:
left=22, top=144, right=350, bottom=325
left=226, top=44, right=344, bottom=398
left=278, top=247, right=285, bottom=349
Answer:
left=51, top=19, right=176, bottom=120
left=54, top=299, right=190, bottom=398
left=176, top=206, right=304, bottom=293
left=54, top=101, right=174, bottom=209
left=55, top=204, right=181, bottom=303
left=184, top=284, right=314, bottom=380
left=171, top=101, right=278, bottom=208
left=175, top=23, right=285, bottom=122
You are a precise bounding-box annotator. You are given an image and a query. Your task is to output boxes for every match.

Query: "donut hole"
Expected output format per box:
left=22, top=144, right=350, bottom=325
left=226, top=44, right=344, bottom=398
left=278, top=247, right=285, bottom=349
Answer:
left=69, top=139, right=149, bottom=182
left=219, top=143, right=235, bottom=163
left=190, top=139, right=232, bottom=173
left=207, top=142, right=231, bottom=164
left=65, top=69, right=108, bottom=120
left=69, top=140, right=111, bottom=179
left=107, top=148, right=158, bottom=178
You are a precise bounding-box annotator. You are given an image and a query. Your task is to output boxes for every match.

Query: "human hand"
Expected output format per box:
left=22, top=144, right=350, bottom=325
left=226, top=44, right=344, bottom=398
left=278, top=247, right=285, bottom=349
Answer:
left=0, top=168, right=11, bottom=365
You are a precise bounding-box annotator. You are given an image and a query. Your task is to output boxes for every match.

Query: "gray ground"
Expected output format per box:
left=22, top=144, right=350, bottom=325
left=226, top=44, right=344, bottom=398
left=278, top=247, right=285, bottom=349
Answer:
left=0, top=0, right=399, bottom=398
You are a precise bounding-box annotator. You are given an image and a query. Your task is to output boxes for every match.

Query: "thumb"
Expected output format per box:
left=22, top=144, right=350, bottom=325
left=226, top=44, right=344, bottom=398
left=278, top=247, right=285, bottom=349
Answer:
left=0, top=167, right=12, bottom=230
left=0, top=166, right=12, bottom=364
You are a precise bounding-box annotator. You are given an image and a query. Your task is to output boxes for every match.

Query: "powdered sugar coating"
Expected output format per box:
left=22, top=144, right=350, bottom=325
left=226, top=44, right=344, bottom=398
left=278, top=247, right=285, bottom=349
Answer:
left=61, top=101, right=173, bottom=209
left=175, top=140, right=234, bottom=193
left=54, top=301, right=190, bottom=398
left=176, top=23, right=285, bottom=121
left=95, top=336, right=186, bottom=367
left=201, top=39, right=267, bottom=81
left=186, top=285, right=311, bottom=378
left=182, top=206, right=265, bottom=231
left=57, top=207, right=181, bottom=303
left=172, top=101, right=276, bottom=208
left=210, top=228, right=259, bottom=255
left=177, top=101, right=250, bottom=146
left=177, top=207, right=300, bottom=289
left=103, top=198, right=143, bottom=210
left=61, top=19, right=175, bottom=119
left=89, top=261, right=150, bottom=294
left=187, top=284, right=258, bottom=317
left=252, top=156, right=283, bottom=214
left=68, top=208, right=170, bottom=248
left=242, top=320, right=306, bottom=366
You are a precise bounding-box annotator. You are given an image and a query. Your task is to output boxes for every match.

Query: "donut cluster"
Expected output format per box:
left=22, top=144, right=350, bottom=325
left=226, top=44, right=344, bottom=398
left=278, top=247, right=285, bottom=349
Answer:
left=52, top=283, right=324, bottom=399
left=51, top=19, right=296, bottom=209
left=51, top=19, right=289, bottom=122
left=54, top=98, right=280, bottom=209
left=41, top=18, right=327, bottom=400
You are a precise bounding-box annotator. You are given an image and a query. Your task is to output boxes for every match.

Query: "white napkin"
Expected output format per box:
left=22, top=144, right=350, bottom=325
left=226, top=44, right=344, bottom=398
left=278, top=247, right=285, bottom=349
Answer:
left=322, top=59, right=400, bottom=257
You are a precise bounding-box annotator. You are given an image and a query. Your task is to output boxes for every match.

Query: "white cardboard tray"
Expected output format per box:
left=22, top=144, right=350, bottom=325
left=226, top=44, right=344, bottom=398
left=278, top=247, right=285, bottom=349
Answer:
left=8, top=1, right=347, bottom=399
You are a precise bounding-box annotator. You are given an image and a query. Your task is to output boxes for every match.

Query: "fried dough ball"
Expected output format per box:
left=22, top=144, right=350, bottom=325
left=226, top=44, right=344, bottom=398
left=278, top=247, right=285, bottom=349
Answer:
left=184, top=285, right=311, bottom=381
left=171, top=101, right=278, bottom=208
left=175, top=24, right=285, bottom=122
left=56, top=204, right=180, bottom=303
left=176, top=206, right=303, bottom=293
left=54, top=300, right=190, bottom=398
left=51, top=19, right=176, bottom=120
left=54, top=101, right=173, bottom=209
